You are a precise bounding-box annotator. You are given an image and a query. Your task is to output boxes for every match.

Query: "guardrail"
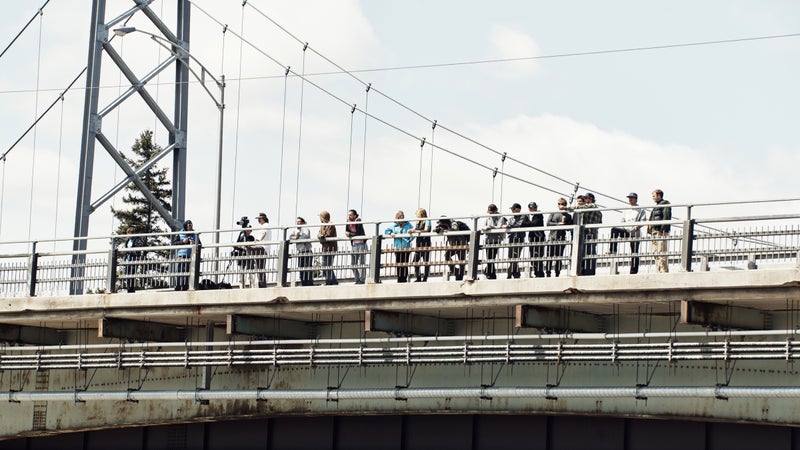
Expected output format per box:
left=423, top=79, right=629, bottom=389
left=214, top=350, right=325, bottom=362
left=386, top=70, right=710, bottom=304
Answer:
left=1, top=200, right=799, bottom=297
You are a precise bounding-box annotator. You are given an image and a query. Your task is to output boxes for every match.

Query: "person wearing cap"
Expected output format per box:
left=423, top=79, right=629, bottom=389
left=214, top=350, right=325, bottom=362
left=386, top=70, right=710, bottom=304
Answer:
left=502, top=203, right=527, bottom=279
left=175, top=220, right=199, bottom=291
left=575, top=193, right=602, bottom=276
left=251, top=213, right=271, bottom=287
left=318, top=211, right=339, bottom=285
left=609, top=193, right=647, bottom=274
left=546, top=197, right=573, bottom=277
left=527, top=202, right=546, bottom=278
left=649, top=189, right=672, bottom=273
left=481, top=203, right=506, bottom=279
left=234, top=225, right=257, bottom=288
left=346, top=209, right=368, bottom=284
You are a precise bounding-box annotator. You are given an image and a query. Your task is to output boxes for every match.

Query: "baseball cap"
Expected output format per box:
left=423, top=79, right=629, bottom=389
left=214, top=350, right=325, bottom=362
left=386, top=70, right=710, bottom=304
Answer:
left=584, top=192, right=595, bottom=200
left=528, top=202, right=538, bottom=209
left=510, top=203, right=521, bottom=210
left=626, top=192, right=638, bottom=199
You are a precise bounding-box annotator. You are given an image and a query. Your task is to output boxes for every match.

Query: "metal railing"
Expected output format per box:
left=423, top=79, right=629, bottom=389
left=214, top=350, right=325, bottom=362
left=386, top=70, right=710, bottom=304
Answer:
left=1, top=199, right=799, bottom=297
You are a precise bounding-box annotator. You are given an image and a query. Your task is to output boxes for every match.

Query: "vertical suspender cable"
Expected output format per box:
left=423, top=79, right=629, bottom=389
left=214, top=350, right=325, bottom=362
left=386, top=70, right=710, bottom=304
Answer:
left=277, top=66, right=289, bottom=225
left=26, top=8, right=44, bottom=240
left=359, top=84, right=371, bottom=215
left=345, top=104, right=356, bottom=213
left=416, top=137, right=426, bottom=207
left=427, top=121, right=437, bottom=213
left=52, top=94, right=65, bottom=248
left=498, top=152, right=507, bottom=211
left=293, top=43, right=308, bottom=219
left=230, top=4, right=246, bottom=229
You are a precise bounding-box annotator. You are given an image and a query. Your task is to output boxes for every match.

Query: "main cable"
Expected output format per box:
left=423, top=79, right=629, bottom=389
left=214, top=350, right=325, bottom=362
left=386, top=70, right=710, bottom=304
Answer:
left=0, top=0, right=51, bottom=62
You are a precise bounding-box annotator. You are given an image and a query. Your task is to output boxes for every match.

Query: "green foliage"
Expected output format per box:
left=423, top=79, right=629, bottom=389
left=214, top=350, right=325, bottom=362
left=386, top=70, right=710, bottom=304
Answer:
left=111, top=130, right=173, bottom=245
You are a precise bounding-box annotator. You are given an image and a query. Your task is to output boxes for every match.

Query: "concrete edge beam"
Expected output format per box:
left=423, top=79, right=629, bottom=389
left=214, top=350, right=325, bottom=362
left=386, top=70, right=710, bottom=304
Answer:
left=365, top=310, right=453, bottom=336
left=680, top=300, right=768, bottom=330
left=226, top=314, right=314, bottom=339
left=98, top=317, right=186, bottom=342
left=515, top=305, right=605, bottom=333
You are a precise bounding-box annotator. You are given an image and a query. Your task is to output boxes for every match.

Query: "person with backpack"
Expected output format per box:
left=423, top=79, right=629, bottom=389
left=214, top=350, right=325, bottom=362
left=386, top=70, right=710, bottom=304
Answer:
left=436, top=216, right=470, bottom=281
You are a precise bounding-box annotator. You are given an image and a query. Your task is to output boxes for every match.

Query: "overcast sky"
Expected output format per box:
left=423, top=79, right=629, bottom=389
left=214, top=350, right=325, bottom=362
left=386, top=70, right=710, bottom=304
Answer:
left=0, top=0, right=798, bottom=246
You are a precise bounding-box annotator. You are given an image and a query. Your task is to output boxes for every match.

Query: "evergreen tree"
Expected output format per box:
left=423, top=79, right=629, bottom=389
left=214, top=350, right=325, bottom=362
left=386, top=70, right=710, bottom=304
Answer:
left=111, top=130, right=172, bottom=243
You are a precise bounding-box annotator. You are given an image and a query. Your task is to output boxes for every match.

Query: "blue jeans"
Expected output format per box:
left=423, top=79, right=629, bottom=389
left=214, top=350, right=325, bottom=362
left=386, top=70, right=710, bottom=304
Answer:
left=351, top=243, right=367, bottom=283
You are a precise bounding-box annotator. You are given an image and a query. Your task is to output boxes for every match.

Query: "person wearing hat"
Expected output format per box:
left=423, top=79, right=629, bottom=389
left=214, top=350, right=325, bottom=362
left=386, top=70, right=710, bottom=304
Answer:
left=251, top=213, right=271, bottom=287
left=527, top=202, right=546, bottom=278
left=609, top=193, right=647, bottom=274
left=175, top=220, right=199, bottom=291
left=481, top=203, right=506, bottom=279
left=234, top=225, right=257, bottom=288
left=502, top=203, right=527, bottom=278
left=575, top=193, right=602, bottom=276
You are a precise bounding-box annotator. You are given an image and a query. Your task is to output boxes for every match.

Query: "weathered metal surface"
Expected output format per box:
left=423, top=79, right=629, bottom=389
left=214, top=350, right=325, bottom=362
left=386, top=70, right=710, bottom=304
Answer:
left=365, top=310, right=453, bottom=336
left=680, top=300, right=768, bottom=330
left=98, top=317, right=186, bottom=342
left=515, top=304, right=606, bottom=332
left=226, top=314, right=314, bottom=339
left=0, top=323, right=63, bottom=345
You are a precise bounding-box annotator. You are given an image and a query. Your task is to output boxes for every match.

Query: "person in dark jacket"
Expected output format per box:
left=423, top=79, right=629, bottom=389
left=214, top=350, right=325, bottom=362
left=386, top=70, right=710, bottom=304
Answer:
left=649, top=189, right=672, bottom=273
left=527, top=202, right=546, bottom=278
left=503, top=203, right=527, bottom=279
left=436, top=217, right=469, bottom=281
left=122, top=227, right=144, bottom=293
left=546, top=198, right=573, bottom=277
left=345, top=209, right=367, bottom=284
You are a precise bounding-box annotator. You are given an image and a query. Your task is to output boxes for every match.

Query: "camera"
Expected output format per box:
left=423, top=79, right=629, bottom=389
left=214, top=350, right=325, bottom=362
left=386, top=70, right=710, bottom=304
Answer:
left=236, top=216, right=250, bottom=228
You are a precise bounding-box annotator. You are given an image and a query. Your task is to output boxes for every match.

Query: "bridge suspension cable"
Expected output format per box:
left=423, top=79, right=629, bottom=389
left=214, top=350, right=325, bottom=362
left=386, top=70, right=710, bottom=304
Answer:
left=26, top=8, right=45, bottom=240
left=359, top=84, right=370, bottom=215
left=229, top=4, right=247, bottom=230
left=294, top=42, right=308, bottom=220
left=278, top=66, right=290, bottom=224
left=0, top=0, right=50, bottom=62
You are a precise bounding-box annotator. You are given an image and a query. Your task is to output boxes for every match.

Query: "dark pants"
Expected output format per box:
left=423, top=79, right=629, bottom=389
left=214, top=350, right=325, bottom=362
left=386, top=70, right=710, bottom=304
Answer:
left=610, top=228, right=640, bottom=274
left=298, top=252, right=313, bottom=286
left=546, top=237, right=567, bottom=277
left=412, top=238, right=431, bottom=282
left=251, top=247, right=267, bottom=287
left=507, top=236, right=524, bottom=278
left=529, top=237, right=545, bottom=278
left=124, top=256, right=138, bottom=292
left=322, top=253, right=338, bottom=285
left=395, top=249, right=410, bottom=283
left=445, top=248, right=466, bottom=281
left=175, top=256, right=190, bottom=290
left=484, top=243, right=500, bottom=279
left=582, top=236, right=597, bottom=276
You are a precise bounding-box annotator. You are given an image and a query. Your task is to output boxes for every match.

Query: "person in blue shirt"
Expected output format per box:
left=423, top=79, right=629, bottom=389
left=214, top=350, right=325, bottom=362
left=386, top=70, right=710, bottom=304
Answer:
left=384, top=210, right=414, bottom=283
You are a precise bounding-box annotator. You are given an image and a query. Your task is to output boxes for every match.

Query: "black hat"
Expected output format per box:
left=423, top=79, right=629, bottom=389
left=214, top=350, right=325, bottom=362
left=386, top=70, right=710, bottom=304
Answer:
left=584, top=192, right=595, bottom=200
left=510, top=203, right=521, bottom=210
left=257, top=212, right=268, bottom=219
left=626, top=192, right=638, bottom=199
left=528, top=202, right=538, bottom=209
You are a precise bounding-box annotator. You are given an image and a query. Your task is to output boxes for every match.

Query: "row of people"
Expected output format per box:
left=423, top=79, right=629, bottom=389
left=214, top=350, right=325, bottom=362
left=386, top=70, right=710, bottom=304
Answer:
left=121, top=189, right=671, bottom=291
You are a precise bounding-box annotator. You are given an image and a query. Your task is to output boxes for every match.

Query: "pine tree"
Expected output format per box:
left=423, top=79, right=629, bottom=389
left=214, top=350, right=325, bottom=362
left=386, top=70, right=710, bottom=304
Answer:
left=111, top=130, right=172, bottom=244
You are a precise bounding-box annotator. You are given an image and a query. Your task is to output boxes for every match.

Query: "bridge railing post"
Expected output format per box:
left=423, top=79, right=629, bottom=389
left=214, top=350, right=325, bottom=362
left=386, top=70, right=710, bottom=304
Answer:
left=27, top=241, right=38, bottom=297
left=466, top=229, right=480, bottom=281
left=681, top=219, right=695, bottom=272
left=570, top=224, right=585, bottom=276
left=276, top=240, right=289, bottom=287
left=107, top=247, right=118, bottom=293
left=189, top=243, right=200, bottom=290
left=369, top=235, right=382, bottom=284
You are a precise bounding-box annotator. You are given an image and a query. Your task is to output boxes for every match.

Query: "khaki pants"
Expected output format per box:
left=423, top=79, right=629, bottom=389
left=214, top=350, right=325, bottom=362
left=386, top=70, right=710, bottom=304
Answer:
left=652, top=231, right=669, bottom=273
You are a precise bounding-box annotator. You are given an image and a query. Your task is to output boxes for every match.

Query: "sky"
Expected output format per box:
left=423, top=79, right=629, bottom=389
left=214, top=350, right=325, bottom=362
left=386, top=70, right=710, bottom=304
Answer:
left=0, top=0, right=798, bottom=248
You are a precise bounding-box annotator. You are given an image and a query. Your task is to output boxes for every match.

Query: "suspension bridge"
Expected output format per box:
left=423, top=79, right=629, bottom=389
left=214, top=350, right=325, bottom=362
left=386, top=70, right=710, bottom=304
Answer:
left=1, top=1, right=800, bottom=448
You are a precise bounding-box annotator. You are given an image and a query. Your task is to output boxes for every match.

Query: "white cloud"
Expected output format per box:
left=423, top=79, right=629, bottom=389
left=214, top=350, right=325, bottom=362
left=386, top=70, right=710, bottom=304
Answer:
left=488, top=25, right=541, bottom=77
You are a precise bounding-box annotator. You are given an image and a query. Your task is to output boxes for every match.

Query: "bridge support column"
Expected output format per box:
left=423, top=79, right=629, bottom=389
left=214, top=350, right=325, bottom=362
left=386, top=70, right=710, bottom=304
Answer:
left=681, top=219, right=695, bottom=272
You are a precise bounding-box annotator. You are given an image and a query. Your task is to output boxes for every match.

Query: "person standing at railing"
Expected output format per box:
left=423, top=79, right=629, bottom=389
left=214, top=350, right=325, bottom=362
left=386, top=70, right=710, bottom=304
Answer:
left=527, top=202, right=546, bottom=278
left=503, top=203, right=527, bottom=279
left=609, top=193, right=647, bottom=274
left=291, top=217, right=314, bottom=286
left=649, top=189, right=672, bottom=273
left=122, top=227, right=144, bottom=293
left=546, top=198, right=572, bottom=277
left=175, top=220, right=198, bottom=291
left=410, top=208, right=432, bottom=282
left=234, top=226, right=256, bottom=288
left=318, top=211, right=339, bottom=286
left=574, top=193, right=602, bottom=276
left=385, top=210, right=414, bottom=283
left=436, top=217, right=470, bottom=281
left=481, top=203, right=506, bottom=280
left=252, top=213, right=271, bottom=288
left=345, top=209, right=367, bottom=285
